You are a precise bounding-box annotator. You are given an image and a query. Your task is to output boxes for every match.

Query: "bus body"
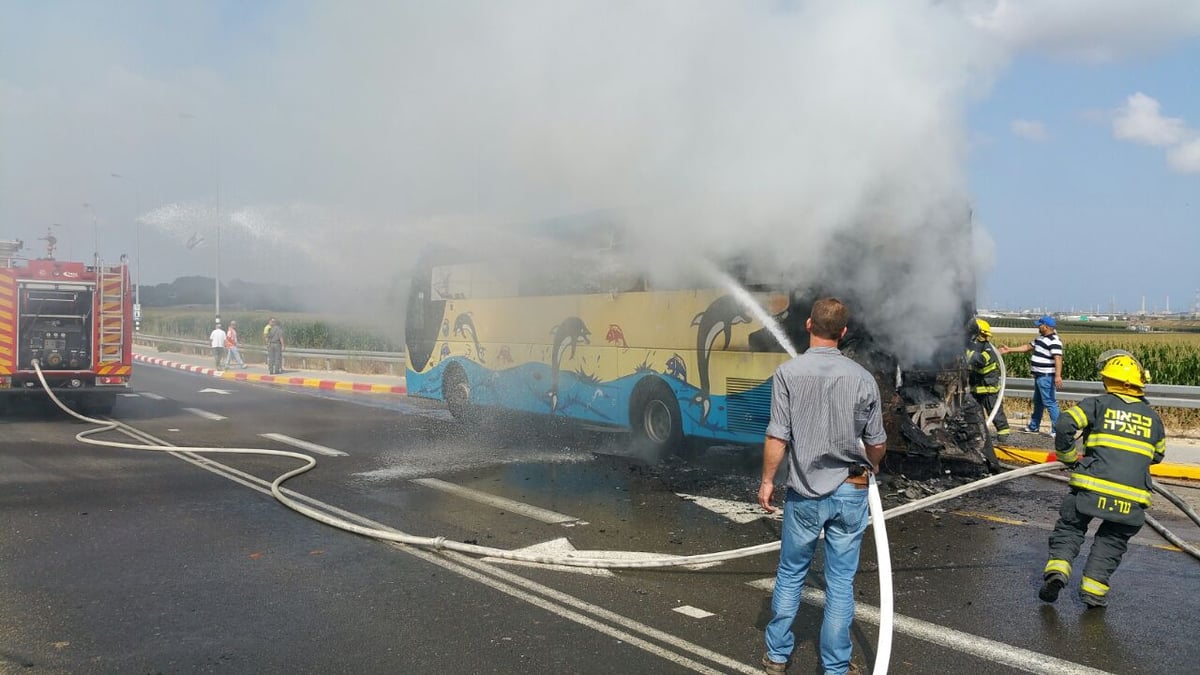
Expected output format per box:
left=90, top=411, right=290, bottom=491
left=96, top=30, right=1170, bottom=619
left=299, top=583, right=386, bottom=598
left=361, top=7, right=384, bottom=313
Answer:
left=405, top=247, right=994, bottom=468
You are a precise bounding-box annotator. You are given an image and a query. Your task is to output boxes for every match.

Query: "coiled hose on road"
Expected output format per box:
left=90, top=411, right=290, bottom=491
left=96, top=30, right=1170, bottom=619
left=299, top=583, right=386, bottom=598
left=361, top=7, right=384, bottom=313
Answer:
left=35, top=361, right=1070, bottom=569
left=35, top=360, right=1200, bottom=675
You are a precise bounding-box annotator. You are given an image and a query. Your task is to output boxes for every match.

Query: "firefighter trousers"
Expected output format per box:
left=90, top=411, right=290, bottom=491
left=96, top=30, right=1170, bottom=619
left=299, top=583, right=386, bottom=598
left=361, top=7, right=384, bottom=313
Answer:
left=1047, top=490, right=1140, bottom=598
left=974, top=392, right=1010, bottom=436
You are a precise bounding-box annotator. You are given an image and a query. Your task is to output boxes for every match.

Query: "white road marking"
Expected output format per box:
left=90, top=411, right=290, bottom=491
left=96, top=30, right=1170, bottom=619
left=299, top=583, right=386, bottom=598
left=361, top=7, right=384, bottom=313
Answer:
left=675, top=493, right=779, bottom=523
left=167, top=428, right=181, bottom=432
left=139, top=392, right=166, bottom=400
left=259, top=433, right=347, bottom=457
left=199, top=387, right=232, bottom=395
left=673, top=605, right=715, bottom=619
left=120, top=393, right=140, bottom=397
left=411, top=477, right=582, bottom=526
left=108, top=423, right=754, bottom=674
left=182, top=407, right=226, bottom=421
left=747, top=579, right=1114, bottom=675
left=483, top=537, right=614, bottom=577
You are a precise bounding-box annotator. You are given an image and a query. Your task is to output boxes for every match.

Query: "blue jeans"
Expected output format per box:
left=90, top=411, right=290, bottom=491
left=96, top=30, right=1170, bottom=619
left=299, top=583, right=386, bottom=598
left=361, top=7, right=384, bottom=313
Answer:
left=766, top=483, right=870, bottom=675
left=1030, top=373, right=1059, bottom=430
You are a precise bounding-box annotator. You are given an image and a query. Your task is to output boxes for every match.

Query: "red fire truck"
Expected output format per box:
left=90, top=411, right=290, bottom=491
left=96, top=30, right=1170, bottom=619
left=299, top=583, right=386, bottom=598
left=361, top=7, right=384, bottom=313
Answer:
left=0, top=238, right=133, bottom=414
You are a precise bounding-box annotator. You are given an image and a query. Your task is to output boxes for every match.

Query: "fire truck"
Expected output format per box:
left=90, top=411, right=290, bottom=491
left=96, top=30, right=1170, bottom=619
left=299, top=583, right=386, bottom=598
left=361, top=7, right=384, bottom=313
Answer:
left=0, top=237, right=133, bottom=415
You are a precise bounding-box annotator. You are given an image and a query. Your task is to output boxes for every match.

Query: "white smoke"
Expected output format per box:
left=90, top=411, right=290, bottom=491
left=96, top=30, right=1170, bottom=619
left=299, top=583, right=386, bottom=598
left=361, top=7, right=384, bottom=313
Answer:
left=3, top=0, right=1199, bottom=361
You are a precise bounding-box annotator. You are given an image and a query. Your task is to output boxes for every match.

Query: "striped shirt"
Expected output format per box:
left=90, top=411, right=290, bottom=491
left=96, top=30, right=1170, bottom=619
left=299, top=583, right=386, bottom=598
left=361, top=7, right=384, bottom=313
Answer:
left=766, top=346, right=886, bottom=499
left=1030, top=332, right=1064, bottom=375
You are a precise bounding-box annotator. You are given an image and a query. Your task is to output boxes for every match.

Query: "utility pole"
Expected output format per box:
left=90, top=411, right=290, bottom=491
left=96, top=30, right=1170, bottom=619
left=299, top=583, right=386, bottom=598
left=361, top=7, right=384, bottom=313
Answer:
left=110, top=173, right=141, bottom=330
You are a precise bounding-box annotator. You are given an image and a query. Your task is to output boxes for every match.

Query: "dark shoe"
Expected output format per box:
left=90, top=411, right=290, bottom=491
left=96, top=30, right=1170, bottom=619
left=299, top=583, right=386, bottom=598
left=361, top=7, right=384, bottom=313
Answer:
left=1039, top=573, right=1066, bottom=603
left=761, top=653, right=787, bottom=674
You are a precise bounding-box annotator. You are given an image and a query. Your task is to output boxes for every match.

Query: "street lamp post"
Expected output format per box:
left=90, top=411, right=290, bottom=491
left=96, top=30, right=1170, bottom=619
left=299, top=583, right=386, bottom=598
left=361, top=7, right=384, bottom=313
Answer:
left=82, top=202, right=98, bottom=266
left=179, top=112, right=221, bottom=325
left=110, top=173, right=141, bottom=329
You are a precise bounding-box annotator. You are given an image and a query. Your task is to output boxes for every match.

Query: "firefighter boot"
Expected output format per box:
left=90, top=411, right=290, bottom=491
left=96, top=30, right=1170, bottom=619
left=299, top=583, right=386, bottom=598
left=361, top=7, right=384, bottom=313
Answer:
left=1038, top=573, right=1067, bottom=603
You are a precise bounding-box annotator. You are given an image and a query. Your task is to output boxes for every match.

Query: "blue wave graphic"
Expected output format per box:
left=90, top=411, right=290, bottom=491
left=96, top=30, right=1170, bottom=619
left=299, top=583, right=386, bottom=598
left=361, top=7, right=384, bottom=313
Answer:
left=408, top=357, right=769, bottom=444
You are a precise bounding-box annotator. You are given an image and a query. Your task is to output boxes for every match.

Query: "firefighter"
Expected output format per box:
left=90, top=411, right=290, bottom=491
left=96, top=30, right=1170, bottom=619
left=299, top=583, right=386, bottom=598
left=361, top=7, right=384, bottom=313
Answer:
left=966, top=318, right=1010, bottom=443
left=1039, top=350, right=1166, bottom=608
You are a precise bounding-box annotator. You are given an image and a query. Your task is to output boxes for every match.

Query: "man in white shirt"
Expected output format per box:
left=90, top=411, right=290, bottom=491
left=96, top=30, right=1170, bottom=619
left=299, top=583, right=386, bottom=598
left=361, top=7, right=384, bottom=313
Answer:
left=209, top=319, right=227, bottom=371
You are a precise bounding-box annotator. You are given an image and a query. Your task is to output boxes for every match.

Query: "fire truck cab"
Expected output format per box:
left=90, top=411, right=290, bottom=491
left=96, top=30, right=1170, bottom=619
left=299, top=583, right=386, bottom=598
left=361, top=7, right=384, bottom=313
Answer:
left=0, top=238, right=133, bottom=415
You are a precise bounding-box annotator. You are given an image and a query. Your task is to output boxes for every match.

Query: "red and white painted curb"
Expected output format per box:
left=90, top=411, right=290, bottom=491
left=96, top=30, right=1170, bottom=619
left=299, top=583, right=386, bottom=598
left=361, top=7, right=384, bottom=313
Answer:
left=133, top=353, right=407, bottom=395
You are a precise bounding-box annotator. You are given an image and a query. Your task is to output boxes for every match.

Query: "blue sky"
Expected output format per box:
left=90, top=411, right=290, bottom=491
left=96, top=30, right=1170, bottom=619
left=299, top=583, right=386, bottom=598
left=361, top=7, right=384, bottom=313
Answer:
left=969, top=41, right=1199, bottom=314
left=1, top=1, right=1198, bottom=320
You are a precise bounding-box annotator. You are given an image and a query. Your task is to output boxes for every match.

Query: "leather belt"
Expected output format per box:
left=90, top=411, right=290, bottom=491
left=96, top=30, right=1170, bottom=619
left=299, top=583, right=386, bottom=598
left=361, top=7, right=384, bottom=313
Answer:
left=845, top=476, right=869, bottom=489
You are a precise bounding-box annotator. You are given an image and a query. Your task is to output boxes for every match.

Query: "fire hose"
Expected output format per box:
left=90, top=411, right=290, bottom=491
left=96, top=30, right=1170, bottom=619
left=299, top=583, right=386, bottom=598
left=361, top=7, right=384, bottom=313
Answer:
left=29, top=358, right=1200, bottom=675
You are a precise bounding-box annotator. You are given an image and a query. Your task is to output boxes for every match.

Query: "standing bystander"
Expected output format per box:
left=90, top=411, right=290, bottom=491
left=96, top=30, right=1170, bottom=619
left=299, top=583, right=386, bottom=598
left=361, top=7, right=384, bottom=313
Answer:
left=266, top=317, right=285, bottom=375
left=209, top=319, right=227, bottom=371
left=758, top=298, right=887, bottom=675
left=222, top=320, right=247, bottom=369
left=1000, top=315, right=1063, bottom=436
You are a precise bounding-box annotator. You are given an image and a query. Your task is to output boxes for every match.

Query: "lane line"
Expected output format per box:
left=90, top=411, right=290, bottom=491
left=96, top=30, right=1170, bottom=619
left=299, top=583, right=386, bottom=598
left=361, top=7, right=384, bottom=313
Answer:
left=108, top=423, right=753, bottom=674
left=182, top=407, right=226, bottom=421
left=411, top=477, right=582, bottom=526
left=673, top=606, right=715, bottom=619
left=747, top=579, right=1113, bottom=675
left=139, top=392, right=166, bottom=400
left=259, top=432, right=347, bottom=457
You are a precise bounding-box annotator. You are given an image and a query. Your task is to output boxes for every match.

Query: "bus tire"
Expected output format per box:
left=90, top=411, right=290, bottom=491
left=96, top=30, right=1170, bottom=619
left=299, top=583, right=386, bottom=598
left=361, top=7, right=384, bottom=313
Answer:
left=442, top=364, right=474, bottom=423
left=630, top=378, right=684, bottom=459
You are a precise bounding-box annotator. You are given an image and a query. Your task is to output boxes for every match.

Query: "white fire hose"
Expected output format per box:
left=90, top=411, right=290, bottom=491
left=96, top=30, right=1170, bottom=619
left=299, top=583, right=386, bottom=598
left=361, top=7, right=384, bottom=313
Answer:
left=30, top=359, right=1198, bottom=673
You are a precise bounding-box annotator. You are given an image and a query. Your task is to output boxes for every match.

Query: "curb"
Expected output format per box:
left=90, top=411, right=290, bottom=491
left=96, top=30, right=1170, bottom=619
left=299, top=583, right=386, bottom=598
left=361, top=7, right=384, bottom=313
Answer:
left=134, top=353, right=407, bottom=395
left=996, top=446, right=1200, bottom=482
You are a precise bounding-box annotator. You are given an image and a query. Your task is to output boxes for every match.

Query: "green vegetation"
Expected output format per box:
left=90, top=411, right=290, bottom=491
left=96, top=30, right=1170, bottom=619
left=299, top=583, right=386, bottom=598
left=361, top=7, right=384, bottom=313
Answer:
left=995, top=332, right=1200, bottom=386
left=142, top=309, right=404, bottom=352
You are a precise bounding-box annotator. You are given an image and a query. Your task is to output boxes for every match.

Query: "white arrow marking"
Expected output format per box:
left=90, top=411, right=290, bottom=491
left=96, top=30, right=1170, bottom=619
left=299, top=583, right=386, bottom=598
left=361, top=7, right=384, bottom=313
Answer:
left=183, top=408, right=226, bottom=421
left=260, top=433, right=347, bottom=457
left=199, top=388, right=232, bottom=395
left=411, top=478, right=582, bottom=525
left=675, top=493, right=779, bottom=524
left=483, top=537, right=614, bottom=577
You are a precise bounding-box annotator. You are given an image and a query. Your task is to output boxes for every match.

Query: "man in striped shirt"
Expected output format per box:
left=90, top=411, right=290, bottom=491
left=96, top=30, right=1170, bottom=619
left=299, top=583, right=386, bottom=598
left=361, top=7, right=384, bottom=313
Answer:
left=1000, top=315, right=1064, bottom=435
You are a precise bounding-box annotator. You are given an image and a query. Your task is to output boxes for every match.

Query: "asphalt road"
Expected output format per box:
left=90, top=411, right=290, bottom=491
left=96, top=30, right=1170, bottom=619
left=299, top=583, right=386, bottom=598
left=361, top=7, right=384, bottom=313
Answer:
left=2, top=364, right=1199, bottom=674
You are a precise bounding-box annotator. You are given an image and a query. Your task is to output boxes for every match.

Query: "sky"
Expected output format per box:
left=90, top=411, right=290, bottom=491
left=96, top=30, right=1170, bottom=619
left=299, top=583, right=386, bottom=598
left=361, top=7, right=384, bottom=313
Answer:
left=1, top=1, right=1199, bottom=351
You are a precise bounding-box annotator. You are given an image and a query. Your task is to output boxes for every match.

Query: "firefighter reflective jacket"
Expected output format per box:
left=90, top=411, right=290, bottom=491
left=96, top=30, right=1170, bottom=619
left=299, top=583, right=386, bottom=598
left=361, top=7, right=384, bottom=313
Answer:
left=966, top=342, right=1001, bottom=395
left=1054, top=393, right=1166, bottom=523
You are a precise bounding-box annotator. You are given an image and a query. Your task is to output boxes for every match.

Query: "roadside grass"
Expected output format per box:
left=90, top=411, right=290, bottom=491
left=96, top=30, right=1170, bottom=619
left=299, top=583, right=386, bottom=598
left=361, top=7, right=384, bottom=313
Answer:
left=141, top=308, right=403, bottom=351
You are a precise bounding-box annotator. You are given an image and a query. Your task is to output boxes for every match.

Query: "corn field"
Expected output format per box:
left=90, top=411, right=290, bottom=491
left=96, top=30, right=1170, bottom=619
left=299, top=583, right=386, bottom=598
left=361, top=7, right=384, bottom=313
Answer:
left=995, top=333, right=1200, bottom=386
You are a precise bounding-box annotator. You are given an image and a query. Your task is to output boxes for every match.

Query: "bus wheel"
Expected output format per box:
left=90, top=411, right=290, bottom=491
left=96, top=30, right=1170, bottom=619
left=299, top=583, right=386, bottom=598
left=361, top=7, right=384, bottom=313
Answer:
left=630, top=379, right=684, bottom=459
left=442, top=365, right=473, bottom=422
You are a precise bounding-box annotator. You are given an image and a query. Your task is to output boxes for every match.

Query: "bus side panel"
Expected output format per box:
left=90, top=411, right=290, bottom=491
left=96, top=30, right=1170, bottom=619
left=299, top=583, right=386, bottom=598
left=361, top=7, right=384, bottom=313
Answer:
left=406, top=289, right=787, bottom=444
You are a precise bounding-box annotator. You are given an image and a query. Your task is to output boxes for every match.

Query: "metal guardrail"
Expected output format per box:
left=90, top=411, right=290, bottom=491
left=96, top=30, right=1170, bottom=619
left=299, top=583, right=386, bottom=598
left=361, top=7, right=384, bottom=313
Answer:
left=138, top=333, right=1199, bottom=407
left=1005, top=377, right=1200, bottom=409
left=136, top=334, right=407, bottom=365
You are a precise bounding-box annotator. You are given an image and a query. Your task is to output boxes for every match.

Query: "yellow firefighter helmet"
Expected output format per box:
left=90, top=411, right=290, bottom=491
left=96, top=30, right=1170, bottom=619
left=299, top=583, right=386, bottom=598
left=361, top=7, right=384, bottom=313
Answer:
left=973, top=318, right=992, bottom=340
left=1097, top=350, right=1149, bottom=391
